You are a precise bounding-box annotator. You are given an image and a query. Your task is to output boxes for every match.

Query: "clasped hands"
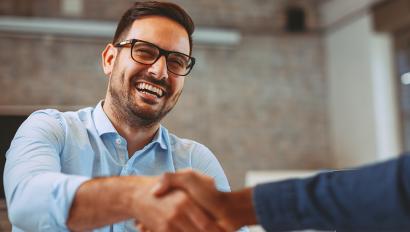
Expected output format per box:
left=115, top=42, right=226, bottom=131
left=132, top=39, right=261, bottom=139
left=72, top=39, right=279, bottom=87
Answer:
left=134, top=170, right=253, bottom=232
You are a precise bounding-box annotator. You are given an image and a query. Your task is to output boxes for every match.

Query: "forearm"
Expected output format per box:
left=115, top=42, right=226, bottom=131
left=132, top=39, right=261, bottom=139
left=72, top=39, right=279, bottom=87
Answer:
left=67, top=175, right=157, bottom=231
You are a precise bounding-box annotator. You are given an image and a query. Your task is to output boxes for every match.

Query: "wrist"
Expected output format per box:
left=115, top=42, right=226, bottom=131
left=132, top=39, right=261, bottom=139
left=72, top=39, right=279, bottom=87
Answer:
left=222, top=188, right=258, bottom=229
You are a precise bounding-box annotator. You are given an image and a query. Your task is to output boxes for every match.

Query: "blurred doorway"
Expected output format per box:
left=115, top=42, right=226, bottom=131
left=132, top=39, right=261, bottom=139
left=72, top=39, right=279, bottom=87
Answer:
left=0, top=115, right=27, bottom=198
left=372, top=0, right=410, bottom=152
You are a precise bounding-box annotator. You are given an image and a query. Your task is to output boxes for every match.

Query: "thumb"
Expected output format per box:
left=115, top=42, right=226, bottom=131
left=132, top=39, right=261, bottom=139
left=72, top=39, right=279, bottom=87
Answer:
left=152, top=170, right=197, bottom=197
left=151, top=172, right=174, bottom=196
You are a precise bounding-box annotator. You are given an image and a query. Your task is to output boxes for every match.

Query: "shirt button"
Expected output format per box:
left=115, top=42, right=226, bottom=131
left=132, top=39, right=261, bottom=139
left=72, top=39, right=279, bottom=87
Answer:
left=115, top=138, right=121, bottom=145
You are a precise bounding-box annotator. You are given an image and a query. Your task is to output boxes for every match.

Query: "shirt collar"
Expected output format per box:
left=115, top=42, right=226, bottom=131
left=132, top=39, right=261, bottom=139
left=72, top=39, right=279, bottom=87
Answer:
left=153, top=126, right=168, bottom=150
left=93, top=101, right=168, bottom=150
left=93, top=101, right=118, bottom=136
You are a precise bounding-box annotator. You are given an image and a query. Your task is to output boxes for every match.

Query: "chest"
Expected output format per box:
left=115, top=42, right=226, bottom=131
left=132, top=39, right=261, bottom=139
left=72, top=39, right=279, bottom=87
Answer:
left=58, top=134, right=185, bottom=177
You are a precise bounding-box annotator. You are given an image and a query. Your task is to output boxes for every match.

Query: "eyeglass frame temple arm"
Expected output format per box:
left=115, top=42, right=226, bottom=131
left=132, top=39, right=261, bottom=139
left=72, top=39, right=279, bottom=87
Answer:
left=114, top=39, right=135, bottom=47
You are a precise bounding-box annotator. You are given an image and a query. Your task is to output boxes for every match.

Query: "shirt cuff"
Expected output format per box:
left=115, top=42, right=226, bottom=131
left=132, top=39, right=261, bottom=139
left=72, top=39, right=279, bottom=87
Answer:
left=253, top=179, right=299, bottom=231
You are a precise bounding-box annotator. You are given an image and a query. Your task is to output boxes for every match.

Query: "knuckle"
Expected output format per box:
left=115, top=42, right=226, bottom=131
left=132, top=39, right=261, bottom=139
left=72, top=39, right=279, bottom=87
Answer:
left=185, top=170, right=197, bottom=181
left=182, top=169, right=194, bottom=177
left=178, top=193, right=190, bottom=205
left=168, top=199, right=189, bottom=219
left=175, top=198, right=188, bottom=210
left=208, top=177, right=216, bottom=185
left=162, top=172, right=172, bottom=181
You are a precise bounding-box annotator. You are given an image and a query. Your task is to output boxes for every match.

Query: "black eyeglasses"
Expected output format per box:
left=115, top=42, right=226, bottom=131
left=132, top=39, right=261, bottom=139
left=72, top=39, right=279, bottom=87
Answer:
left=114, top=39, right=195, bottom=76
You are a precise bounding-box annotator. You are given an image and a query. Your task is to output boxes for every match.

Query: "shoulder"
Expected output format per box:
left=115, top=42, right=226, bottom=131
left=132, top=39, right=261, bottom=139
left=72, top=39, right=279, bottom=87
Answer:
left=21, top=109, right=66, bottom=135
left=167, top=131, right=230, bottom=191
left=17, top=107, right=94, bottom=140
left=168, top=132, right=213, bottom=156
left=25, top=107, right=93, bottom=130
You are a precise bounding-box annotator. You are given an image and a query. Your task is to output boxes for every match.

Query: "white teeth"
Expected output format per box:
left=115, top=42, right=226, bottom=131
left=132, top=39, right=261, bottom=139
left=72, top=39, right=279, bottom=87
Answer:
left=137, top=82, right=163, bottom=97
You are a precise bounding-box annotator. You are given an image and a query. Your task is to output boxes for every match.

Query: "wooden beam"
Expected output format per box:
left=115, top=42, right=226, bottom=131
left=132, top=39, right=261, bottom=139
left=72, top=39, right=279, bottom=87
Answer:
left=0, top=16, right=241, bottom=46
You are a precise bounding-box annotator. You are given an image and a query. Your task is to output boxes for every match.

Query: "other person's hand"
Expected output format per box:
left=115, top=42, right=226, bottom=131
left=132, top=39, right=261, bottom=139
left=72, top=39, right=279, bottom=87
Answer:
left=131, top=176, right=224, bottom=232
left=151, top=170, right=256, bottom=231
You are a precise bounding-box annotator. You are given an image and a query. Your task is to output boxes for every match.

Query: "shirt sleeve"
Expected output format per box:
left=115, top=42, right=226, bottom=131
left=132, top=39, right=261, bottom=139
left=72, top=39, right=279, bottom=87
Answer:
left=253, top=154, right=410, bottom=231
left=3, top=110, right=90, bottom=231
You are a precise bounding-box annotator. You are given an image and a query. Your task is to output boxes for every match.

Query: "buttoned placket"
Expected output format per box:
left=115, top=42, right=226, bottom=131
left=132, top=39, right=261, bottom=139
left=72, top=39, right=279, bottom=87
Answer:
left=109, top=135, right=129, bottom=232
left=113, top=136, right=130, bottom=175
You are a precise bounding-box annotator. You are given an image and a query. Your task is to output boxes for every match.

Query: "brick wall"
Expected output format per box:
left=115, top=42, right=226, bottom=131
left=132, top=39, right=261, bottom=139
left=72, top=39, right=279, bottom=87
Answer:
left=0, top=0, right=320, bottom=31
left=0, top=0, right=330, bottom=189
left=165, top=34, right=330, bottom=188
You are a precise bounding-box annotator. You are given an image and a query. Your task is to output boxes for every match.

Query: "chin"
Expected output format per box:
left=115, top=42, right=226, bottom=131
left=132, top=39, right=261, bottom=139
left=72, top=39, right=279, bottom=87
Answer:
left=130, top=107, right=163, bottom=124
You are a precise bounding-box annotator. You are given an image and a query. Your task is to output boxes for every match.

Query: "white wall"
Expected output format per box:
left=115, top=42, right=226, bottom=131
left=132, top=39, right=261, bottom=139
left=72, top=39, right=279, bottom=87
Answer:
left=324, top=12, right=401, bottom=167
left=370, top=31, right=402, bottom=161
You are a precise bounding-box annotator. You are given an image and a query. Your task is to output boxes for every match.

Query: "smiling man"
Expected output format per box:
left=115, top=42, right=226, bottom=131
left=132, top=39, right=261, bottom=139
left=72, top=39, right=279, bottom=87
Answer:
left=3, top=2, right=231, bottom=232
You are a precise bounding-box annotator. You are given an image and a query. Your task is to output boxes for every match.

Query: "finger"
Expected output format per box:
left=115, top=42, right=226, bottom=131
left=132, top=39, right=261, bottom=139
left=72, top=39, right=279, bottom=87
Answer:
left=134, top=220, right=151, bottom=232
left=135, top=223, right=151, bottom=232
left=185, top=201, right=226, bottom=232
left=166, top=190, right=216, bottom=232
left=172, top=203, right=212, bottom=232
left=176, top=213, right=201, bottom=232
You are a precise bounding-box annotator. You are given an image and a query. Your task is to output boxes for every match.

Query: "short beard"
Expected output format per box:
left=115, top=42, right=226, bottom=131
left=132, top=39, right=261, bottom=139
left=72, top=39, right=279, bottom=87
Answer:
left=107, top=68, right=182, bottom=129
left=108, top=80, right=159, bottom=128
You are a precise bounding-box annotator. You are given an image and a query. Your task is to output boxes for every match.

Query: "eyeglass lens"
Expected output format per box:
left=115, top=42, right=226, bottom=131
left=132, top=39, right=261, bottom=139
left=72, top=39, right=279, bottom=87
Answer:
left=132, top=41, right=192, bottom=75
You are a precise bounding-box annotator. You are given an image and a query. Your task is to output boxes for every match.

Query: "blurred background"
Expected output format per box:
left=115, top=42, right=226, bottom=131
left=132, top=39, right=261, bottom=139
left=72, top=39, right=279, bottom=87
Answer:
left=1, top=0, right=410, bottom=230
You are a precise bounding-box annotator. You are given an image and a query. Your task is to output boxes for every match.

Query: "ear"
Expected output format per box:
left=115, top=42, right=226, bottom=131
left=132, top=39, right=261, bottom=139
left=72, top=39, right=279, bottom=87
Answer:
left=101, top=43, right=117, bottom=78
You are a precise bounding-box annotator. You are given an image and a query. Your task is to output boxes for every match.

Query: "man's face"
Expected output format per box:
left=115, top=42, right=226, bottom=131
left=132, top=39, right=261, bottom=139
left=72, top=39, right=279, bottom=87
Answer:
left=105, top=16, right=190, bottom=126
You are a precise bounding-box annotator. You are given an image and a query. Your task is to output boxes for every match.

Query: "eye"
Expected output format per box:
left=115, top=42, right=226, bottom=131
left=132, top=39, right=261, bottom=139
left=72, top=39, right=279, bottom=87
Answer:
left=168, top=54, right=188, bottom=68
left=132, top=43, right=158, bottom=60
left=134, top=48, right=156, bottom=56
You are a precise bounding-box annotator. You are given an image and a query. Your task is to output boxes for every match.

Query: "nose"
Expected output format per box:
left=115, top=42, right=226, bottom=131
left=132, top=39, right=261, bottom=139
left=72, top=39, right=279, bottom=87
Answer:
left=147, top=55, right=169, bottom=80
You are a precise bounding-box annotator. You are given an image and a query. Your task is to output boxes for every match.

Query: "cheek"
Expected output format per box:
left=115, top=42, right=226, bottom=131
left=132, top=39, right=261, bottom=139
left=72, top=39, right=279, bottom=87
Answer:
left=114, top=53, right=144, bottom=80
left=171, top=78, right=185, bottom=93
left=113, top=67, right=138, bottom=88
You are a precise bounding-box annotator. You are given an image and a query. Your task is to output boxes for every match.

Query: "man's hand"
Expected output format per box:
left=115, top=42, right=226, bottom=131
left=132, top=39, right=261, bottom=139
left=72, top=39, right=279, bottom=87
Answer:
left=130, top=176, right=224, bottom=232
left=67, top=175, right=223, bottom=232
left=151, top=170, right=258, bottom=231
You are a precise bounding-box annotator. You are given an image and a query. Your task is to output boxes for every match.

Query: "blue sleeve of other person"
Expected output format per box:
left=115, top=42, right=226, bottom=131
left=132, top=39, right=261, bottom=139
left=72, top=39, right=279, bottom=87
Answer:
left=253, top=154, right=410, bottom=232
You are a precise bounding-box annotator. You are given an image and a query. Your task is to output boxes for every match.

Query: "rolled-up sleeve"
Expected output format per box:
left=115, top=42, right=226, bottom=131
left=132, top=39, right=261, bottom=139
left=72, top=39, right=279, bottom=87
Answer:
left=3, top=111, right=89, bottom=231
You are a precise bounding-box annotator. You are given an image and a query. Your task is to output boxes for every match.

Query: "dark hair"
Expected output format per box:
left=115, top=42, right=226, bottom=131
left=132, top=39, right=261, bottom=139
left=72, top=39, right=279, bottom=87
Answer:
left=113, top=1, right=195, bottom=54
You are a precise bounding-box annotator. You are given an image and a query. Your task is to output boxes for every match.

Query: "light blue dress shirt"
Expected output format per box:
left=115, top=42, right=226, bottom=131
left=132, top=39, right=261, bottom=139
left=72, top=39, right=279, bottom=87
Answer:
left=4, top=102, right=231, bottom=232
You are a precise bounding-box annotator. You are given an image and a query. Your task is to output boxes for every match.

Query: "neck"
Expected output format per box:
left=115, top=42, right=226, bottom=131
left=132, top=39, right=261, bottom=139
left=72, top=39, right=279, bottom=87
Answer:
left=102, top=99, right=160, bottom=156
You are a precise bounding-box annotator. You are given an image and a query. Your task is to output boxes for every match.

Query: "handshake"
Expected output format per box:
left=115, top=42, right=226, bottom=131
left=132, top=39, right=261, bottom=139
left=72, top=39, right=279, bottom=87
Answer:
left=134, top=170, right=257, bottom=232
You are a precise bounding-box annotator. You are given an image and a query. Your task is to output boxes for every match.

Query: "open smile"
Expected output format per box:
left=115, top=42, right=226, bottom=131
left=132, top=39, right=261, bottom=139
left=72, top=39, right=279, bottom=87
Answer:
left=135, top=81, right=166, bottom=98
